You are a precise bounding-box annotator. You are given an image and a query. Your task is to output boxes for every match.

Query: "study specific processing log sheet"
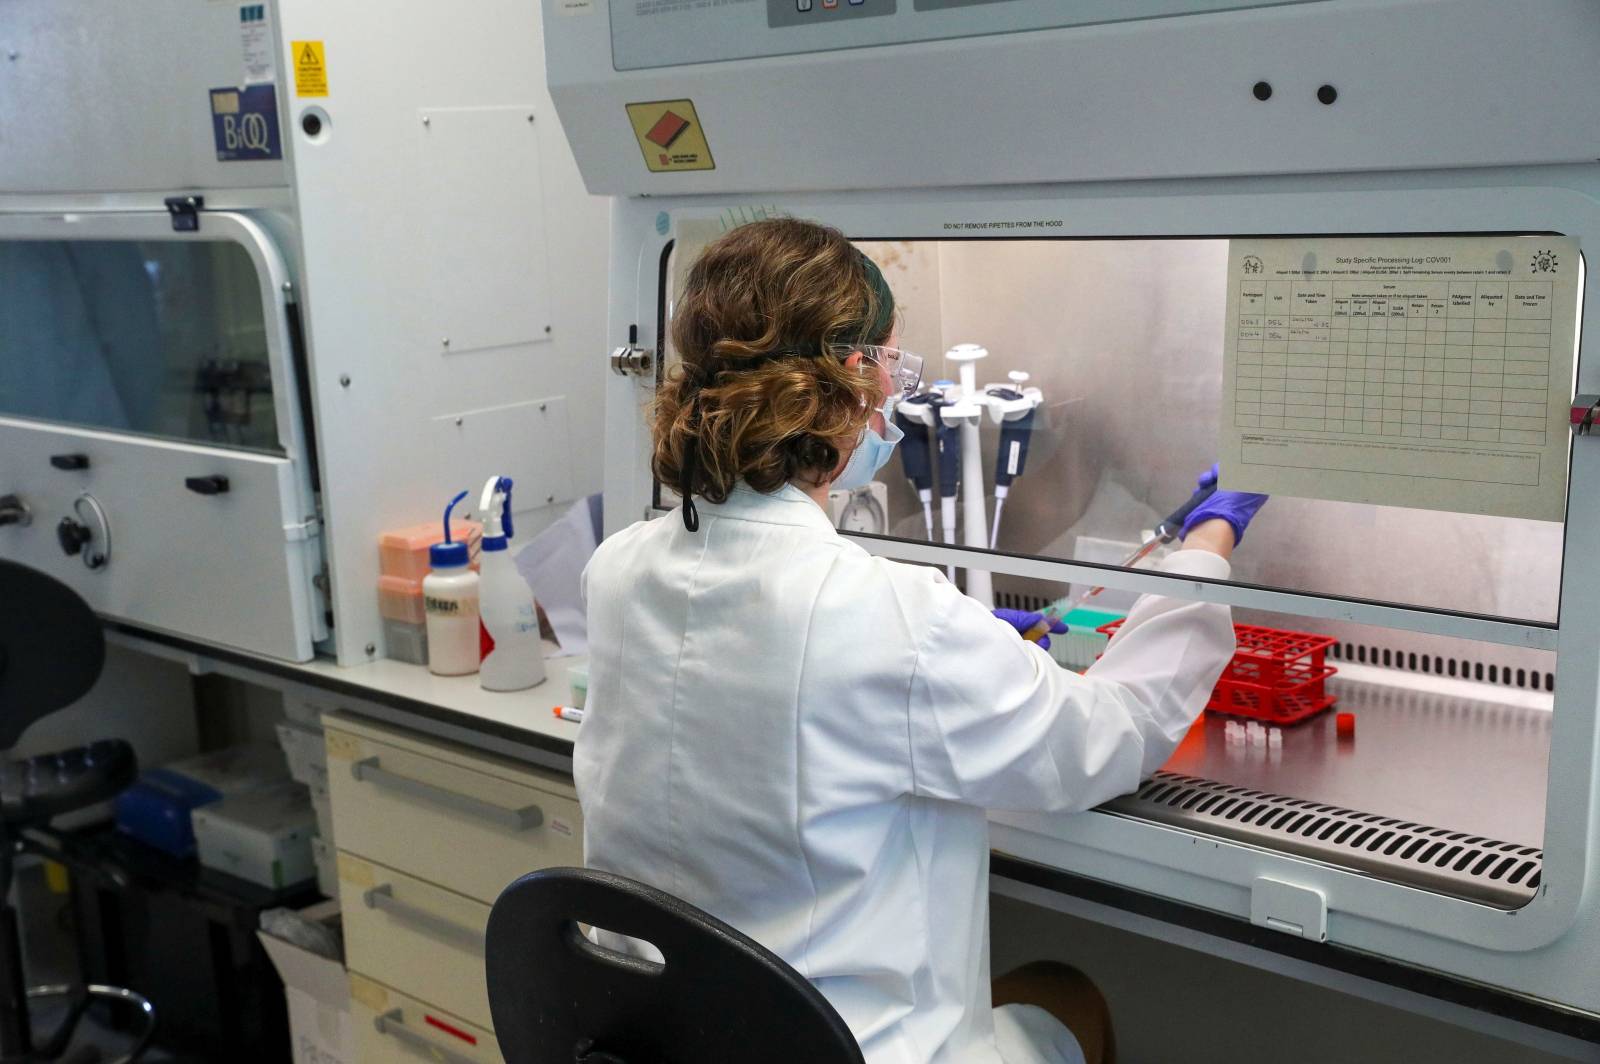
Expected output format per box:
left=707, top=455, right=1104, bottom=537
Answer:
left=1219, top=236, right=1579, bottom=522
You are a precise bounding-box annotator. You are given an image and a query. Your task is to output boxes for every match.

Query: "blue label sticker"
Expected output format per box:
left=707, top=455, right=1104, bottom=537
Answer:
left=209, top=84, right=282, bottom=162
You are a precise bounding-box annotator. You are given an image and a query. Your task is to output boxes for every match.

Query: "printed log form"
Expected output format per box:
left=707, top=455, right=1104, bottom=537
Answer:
left=1220, top=237, right=1578, bottom=521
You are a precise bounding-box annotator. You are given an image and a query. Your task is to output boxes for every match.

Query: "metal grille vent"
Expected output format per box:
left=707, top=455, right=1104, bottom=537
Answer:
left=1329, top=642, right=1554, bottom=693
left=1103, top=771, right=1542, bottom=909
left=997, top=592, right=1554, bottom=693
left=996, top=591, right=1053, bottom=613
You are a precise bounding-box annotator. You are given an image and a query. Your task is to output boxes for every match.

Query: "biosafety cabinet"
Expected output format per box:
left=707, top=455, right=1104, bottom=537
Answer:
left=547, top=0, right=1600, bottom=1040
left=0, top=1, right=608, bottom=663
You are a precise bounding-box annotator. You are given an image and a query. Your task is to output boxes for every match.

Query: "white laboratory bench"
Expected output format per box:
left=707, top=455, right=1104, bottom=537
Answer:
left=105, top=624, right=582, bottom=775
left=104, top=622, right=586, bottom=1061
left=100, top=622, right=1600, bottom=1060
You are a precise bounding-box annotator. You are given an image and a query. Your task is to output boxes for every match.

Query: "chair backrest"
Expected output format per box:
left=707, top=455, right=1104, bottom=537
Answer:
left=0, top=560, right=106, bottom=750
left=485, top=866, right=866, bottom=1064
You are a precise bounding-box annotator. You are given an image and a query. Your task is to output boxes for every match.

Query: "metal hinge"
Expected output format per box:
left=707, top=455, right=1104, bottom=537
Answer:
left=1571, top=394, right=1600, bottom=435
left=610, top=345, right=653, bottom=378
left=283, top=516, right=321, bottom=542
left=164, top=195, right=205, bottom=232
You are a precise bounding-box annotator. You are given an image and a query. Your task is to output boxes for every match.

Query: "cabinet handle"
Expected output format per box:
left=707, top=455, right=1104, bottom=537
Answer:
left=349, top=757, right=543, bottom=831
left=363, top=884, right=486, bottom=953
left=373, top=1009, right=477, bottom=1064
left=184, top=475, right=230, bottom=495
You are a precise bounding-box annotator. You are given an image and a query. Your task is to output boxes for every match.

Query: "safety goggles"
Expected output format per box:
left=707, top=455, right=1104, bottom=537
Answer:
left=859, top=345, right=925, bottom=398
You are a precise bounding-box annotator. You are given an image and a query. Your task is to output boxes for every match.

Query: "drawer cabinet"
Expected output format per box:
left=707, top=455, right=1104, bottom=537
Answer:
left=325, top=713, right=582, bottom=905
left=325, top=712, right=582, bottom=1057
left=350, top=974, right=501, bottom=1064
left=339, top=854, right=494, bottom=1030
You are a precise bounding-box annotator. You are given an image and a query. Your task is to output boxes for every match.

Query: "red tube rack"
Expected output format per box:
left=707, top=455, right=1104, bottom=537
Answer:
left=1097, top=620, right=1338, bottom=726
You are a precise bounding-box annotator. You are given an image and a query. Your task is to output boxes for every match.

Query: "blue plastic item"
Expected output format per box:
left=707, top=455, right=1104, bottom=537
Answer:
left=482, top=477, right=515, bottom=553
left=934, top=407, right=961, bottom=501
left=893, top=402, right=933, bottom=493
left=429, top=490, right=472, bottom=568
left=114, top=768, right=225, bottom=858
left=993, top=408, right=1036, bottom=489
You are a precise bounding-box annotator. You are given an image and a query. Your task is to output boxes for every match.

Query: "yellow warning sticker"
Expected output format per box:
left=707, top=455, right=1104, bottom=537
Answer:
left=348, top=974, right=387, bottom=1012
left=626, top=99, right=714, bottom=174
left=291, top=39, right=328, bottom=97
left=325, top=729, right=360, bottom=762
left=337, top=853, right=374, bottom=887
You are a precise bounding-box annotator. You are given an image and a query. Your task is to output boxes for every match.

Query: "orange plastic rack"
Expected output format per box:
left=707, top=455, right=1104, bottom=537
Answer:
left=1097, top=620, right=1339, bottom=726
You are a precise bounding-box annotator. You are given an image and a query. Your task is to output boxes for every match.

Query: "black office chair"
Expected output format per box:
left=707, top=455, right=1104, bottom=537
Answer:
left=0, top=560, right=152, bottom=1063
left=485, top=866, right=865, bottom=1064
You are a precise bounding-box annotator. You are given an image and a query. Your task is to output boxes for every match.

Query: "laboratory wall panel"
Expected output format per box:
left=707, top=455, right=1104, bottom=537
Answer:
left=273, top=0, right=611, bottom=664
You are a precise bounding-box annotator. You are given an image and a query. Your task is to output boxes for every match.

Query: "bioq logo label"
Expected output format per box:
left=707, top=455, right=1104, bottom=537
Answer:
left=222, top=111, right=272, bottom=153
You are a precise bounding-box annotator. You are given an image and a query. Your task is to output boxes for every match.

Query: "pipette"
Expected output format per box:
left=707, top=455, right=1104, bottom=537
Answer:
left=987, top=374, right=1038, bottom=549
left=931, top=383, right=962, bottom=581
left=1066, top=477, right=1220, bottom=610
left=893, top=396, right=937, bottom=540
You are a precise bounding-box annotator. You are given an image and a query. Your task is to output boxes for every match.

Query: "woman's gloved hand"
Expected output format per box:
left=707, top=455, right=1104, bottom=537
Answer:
left=1179, top=463, right=1269, bottom=546
left=993, top=609, right=1068, bottom=651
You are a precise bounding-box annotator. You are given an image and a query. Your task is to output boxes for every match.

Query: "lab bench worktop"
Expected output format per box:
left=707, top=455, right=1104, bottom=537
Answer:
left=104, top=622, right=1595, bottom=1048
left=1162, top=662, right=1552, bottom=847
left=107, top=625, right=583, bottom=769
left=108, top=625, right=1553, bottom=847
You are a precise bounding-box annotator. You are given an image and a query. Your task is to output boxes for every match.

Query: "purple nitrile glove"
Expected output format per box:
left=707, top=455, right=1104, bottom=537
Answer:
left=993, top=609, right=1068, bottom=651
left=1179, top=463, right=1269, bottom=546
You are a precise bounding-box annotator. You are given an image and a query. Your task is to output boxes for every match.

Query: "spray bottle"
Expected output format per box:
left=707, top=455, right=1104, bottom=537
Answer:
left=477, top=476, right=547, bottom=692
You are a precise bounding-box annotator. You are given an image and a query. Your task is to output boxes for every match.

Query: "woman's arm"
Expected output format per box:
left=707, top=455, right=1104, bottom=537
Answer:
left=905, top=550, right=1235, bottom=814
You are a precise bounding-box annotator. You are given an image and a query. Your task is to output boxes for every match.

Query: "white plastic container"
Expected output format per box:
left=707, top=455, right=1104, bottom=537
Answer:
left=423, top=491, right=481, bottom=676
left=309, top=773, right=334, bottom=842
left=310, top=835, right=337, bottom=898
left=477, top=476, right=547, bottom=692
left=193, top=780, right=317, bottom=889
left=275, top=721, right=327, bottom=787
left=568, top=659, right=589, bottom=708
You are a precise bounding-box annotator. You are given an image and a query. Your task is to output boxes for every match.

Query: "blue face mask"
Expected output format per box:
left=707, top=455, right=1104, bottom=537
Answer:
left=833, top=405, right=903, bottom=491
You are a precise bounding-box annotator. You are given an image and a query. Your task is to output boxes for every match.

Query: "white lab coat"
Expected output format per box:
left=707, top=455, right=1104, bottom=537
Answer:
left=576, top=483, right=1235, bottom=1064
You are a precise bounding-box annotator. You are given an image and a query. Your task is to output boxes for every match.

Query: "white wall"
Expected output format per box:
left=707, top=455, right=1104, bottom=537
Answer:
left=276, top=0, right=611, bottom=664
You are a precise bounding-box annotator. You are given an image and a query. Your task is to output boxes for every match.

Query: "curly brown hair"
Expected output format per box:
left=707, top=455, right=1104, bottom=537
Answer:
left=653, top=219, right=895, bottom=528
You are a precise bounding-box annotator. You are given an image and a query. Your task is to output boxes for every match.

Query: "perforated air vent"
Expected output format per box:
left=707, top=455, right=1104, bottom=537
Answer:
left=996, top=591, right=1053, bottom=613
left=1102, top=771, right=1542, bottom=909
left=1329, top=642, right=1554, bottom=693
left=995, top=591, right=1555, bottom=693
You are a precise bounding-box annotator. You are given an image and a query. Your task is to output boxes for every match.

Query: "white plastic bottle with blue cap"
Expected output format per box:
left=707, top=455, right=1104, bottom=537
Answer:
left=477, top=476, right=546, bottom=692
left=422, top=491, right=481, bottom=676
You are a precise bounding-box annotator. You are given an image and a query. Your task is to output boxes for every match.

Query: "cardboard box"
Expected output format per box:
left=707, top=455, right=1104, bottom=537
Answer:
left=258, top=900, right=353, bottom=1064
left=193, top=781, right=317, bottom=889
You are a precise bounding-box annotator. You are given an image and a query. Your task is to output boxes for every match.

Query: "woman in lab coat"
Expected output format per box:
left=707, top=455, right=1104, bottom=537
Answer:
left=577, top=220, right=1263, bottom=1064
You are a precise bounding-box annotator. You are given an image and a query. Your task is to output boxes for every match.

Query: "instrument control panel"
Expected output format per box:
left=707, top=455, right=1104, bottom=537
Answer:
left=769, top=0, right=895, bottom=30
left=614, top=0, right=1320, bottom=71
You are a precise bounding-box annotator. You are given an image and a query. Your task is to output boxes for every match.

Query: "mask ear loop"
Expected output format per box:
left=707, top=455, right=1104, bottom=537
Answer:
left=679, top=367, right=704, bottom=532
left=680, top=447, right=701, bottom=532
